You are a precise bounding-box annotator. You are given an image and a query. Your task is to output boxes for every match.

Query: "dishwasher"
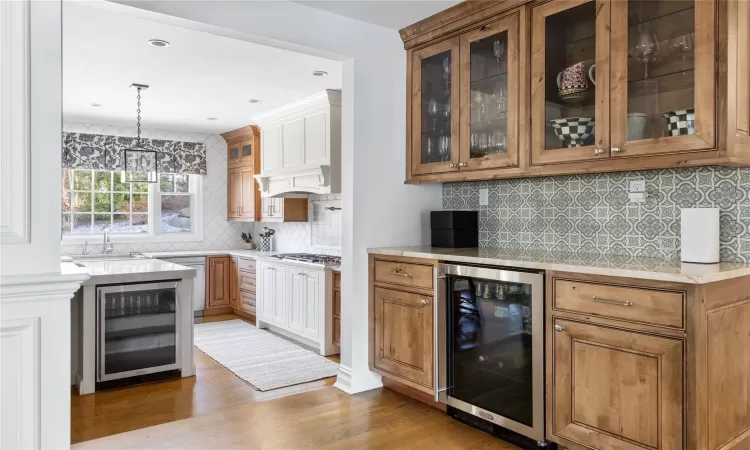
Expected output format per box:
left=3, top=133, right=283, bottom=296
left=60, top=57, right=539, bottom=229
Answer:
left=160, top=256, right=206, bottom=316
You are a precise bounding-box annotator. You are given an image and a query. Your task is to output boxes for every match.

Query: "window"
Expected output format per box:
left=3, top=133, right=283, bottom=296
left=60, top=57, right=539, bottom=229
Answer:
left=62, top=169, right=202, bottom=240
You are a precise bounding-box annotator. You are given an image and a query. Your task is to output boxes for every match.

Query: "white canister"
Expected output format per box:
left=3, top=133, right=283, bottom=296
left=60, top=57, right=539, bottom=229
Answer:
left=680, top=208, right=720, bottom=263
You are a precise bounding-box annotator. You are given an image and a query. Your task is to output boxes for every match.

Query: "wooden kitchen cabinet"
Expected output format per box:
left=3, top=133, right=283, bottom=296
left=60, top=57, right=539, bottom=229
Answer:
left=206, top=256, right=231, bottom=308
left=400, top=0, right=750, bottom=183
left=332, top=271, right=341, bottom=346
left=550, top=318, right=683, bottom=450
left=230, top=256, right=238, bottom=308
left=259, top=197, right=308, bottom=223
left=222, top=125, right=261, bottom=221
left=369, top=255, right=438, bottom=394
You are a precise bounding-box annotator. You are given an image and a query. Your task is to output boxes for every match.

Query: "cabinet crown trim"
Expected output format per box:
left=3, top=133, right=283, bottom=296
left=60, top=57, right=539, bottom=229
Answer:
left=252, top=89, right=341, bottom=126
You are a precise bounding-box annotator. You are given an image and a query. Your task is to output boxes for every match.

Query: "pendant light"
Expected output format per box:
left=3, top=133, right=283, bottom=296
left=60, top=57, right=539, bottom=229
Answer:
left=121, top=83, right=158, bottom=183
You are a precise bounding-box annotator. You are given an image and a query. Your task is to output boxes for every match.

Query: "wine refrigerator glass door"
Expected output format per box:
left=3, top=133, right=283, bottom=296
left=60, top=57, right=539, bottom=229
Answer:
left=97, top=281, right=181, bottom=382
left=438, top=264, right=545, bottom=442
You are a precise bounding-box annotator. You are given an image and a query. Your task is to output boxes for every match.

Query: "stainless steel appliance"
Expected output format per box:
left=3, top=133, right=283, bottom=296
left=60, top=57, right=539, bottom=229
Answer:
left=160, top=256, right=206, bottom=315
left=96, top=281, right=181, bottom=382
left=271, top=253, right=341, bottom=265
left=435, top=263, right=546, bottom=444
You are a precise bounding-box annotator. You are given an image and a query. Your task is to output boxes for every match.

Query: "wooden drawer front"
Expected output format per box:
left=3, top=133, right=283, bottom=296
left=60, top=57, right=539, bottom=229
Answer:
left=240, top=291, right=256, bottom=315
left=333, top=272, right=341, bottom=289
left=333, top=317, right=341, bottom=345
left=374, top=260, right=433, bottom=290
left=238, top=258, right=255, bottom=273
left=554, top=279, right=684, bottom=328
left=239, top=271, right=256, bottom=292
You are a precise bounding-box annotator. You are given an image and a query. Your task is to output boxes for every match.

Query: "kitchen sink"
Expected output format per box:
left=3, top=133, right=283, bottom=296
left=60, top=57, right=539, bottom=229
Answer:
left=70, top=253, right=146, bottom=262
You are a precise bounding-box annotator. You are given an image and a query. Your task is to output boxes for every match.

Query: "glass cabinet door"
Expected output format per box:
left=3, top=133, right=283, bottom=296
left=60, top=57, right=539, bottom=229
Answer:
left=459, top=14, right=520, bottom=170
left=227, top=142, right=241, bottom=167
left=530, top=0, right=609, bottom=165
left=609, top=0, right=714, bottom=157
left=410, top=37, right=460, bottom=175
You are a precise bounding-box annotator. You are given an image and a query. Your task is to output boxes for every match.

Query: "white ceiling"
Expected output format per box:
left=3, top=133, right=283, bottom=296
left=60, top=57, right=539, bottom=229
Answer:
left=294, top=0, right=461, bottom=30
left=63, top=2, right=343, bottom=134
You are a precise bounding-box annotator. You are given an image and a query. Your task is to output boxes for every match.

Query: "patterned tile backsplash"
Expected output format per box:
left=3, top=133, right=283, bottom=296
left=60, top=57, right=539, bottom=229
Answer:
left=442, top=167, right=750, bottom=263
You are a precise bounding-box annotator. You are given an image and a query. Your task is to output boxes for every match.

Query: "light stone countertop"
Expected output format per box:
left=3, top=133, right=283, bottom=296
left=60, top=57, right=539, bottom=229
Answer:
left=367, top=246, right=750, bottom=285
left=140, top=249, right=272, bottom=259
left=61, top=259, right=196, bottom=286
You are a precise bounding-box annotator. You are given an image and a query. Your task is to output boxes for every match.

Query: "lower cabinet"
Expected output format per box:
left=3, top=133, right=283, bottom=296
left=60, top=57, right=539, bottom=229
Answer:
left=257, top=260, right=336, bottom=355
left=206, top=256, right=231, bottom=308
left=373, top=286, right=434, bottom=390
left=332, top=271, right=341, bottom=346
left=229, top=256, right=238, bottom=308
left=550, top=318, right=684, bottom=450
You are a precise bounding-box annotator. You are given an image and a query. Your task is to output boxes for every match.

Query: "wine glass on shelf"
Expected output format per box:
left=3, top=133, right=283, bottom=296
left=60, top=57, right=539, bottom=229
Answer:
left=428, top=98, right=439, bottom=131
left=493, top=39, right=505, bottom=76
left=426, top=136, right=434, bottom=163
left=443, top=55, right=451, bottom=93
left=492, top=82, right=507, bottom=117
left=670, top=32, right=694, bottom=74
left=442, top=102, right=451, bottom=132
left=633, top=24, right=660, bottom=79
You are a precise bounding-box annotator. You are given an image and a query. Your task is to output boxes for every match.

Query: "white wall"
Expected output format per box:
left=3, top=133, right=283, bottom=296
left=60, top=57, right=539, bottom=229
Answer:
left=0, top=1, right=62, bottom=276
left=60, top=121, right=255, bottom=254
left=110, top=0, right=443, bottom=393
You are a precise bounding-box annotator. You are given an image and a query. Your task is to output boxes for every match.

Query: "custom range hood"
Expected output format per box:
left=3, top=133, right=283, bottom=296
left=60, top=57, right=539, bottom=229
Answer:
left=253, top=90, right=341, bottom=198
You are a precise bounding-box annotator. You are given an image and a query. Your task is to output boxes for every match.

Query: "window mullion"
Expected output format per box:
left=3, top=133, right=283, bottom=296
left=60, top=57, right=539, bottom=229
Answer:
left=151, top=177, right=160, bottom=236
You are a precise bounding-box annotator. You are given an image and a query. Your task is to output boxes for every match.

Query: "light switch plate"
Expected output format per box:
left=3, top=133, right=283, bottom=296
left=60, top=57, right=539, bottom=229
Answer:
left=479, top=188, right=489, bottom=206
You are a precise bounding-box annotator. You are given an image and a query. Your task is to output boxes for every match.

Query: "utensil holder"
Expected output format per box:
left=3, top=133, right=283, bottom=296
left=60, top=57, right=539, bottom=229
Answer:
left=260, top=236, right=274, bottom=252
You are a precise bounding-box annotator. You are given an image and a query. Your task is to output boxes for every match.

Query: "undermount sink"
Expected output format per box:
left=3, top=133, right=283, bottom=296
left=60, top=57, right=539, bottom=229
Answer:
left=71, top=253, right=146, bottom=262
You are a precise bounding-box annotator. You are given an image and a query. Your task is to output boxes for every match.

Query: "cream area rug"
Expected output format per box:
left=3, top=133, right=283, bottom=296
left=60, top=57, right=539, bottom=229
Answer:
left=193, top=319, right=339, bottom=391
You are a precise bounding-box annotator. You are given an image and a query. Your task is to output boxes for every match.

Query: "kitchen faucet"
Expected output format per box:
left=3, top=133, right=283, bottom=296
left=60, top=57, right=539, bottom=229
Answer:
left=103, top=229, right=114, bottom=254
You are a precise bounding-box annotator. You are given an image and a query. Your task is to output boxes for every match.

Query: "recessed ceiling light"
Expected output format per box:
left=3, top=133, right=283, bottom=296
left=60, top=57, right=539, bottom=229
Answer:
left=148, top=39, right=170, bottom=48
left=206, top=117, right=218, bottom=121
left=90, top=103, right=102, bottom=107
left=248, top=99, right=261, bottom=104
left=312, top=70, right=328, bottom=77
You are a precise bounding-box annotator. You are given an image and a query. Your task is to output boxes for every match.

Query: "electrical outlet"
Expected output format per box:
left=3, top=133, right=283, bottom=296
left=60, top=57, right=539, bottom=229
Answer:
left=479, top=188, right=489, bottom=206
left=630, top=179, right=646, bottom=193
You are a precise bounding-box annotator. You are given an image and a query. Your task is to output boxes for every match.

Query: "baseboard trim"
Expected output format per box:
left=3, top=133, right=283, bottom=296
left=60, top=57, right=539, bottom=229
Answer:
left=333, top=364, right=353, bottom=394
left=203, top=306, right=234, bottom=316
left=382, top=377, right=446, bottom=412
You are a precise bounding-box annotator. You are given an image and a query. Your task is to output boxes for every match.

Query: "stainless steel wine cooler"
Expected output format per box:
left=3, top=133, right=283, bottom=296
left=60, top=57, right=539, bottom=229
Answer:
left=96, top=281, right=181, bottom=382
left=435, top=264, right=546, bottom=442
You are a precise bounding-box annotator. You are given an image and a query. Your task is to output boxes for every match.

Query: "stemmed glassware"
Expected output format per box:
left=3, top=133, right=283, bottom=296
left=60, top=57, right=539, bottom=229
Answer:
left=443, top=56, right=451, bottom=94
left=493, top=39, right=505, bottom=75
left=634, top=24, right=660, bottom=79
left=670, top=32, right=694, bottom=73
left=428, top=98, right=439, bottom=131
left=474, top=90, right=487, bottom=122
left=442, top=102, right=451, bottom=132
left=492, top=82, right=507, bottom=117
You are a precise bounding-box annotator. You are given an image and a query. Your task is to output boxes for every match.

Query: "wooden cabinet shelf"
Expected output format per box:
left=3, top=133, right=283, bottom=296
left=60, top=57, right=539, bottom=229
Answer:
left=400, top=0, right=750, bottom=183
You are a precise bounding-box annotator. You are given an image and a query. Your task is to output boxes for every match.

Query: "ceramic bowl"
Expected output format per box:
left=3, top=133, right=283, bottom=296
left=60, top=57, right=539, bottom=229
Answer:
left=662, top=108, right=695, bottom=136
left=549, top=117, right=595, bottom=148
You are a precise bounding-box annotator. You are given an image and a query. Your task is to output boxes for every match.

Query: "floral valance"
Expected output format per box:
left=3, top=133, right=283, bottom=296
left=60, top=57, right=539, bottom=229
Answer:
left=62, top=132, right=207, bottom=175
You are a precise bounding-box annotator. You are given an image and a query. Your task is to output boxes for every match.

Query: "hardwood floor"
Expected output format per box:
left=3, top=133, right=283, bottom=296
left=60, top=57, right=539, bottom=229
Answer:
left=72, top=386, right=518, bottom=450
left=71, top=314, right=337, bottom=444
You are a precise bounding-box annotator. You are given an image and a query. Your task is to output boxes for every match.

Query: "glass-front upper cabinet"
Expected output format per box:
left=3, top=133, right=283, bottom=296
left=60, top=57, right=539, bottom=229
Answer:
left=410, top=38, right=460, bottom=176
left=459, top=14, right=520, bottom=171
left=530, top=0, right=609, bottom=165
left=609, top=0, right=714, bottom=157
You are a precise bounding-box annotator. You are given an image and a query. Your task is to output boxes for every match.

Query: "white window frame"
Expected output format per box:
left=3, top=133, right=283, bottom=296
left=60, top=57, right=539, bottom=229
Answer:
left=61, top=169, right=204, bottom=244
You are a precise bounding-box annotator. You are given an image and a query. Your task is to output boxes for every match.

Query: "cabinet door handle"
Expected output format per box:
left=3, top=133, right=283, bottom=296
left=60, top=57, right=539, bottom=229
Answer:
left=611, top=147, right=622, bottom=153
left=459, top=162, right=468, bottom=167
left=449, top=163, right=457, bottom=168
left=594, top=147, right=605, bottom=155
left=592, top=296, right=633, bottom=307
left=298, top=272, right=306, bottom=276
left=554, top=325, right=565, bottom=332
left=390, top=270, right=412, bottom=277
left=421, top=299, right=431, bottom=306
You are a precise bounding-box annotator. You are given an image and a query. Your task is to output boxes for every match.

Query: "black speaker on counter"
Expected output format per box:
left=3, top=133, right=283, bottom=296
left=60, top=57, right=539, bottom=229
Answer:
left=430, top=210, right=478, bottom=248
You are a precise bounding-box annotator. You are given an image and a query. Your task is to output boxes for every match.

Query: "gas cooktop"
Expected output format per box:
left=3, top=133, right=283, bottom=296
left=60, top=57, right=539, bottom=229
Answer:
left=271, top=253, right=341, bottom=265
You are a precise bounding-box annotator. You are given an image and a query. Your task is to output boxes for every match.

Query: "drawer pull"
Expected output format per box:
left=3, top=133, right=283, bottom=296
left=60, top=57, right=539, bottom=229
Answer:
left=555, top=325, right=565, bottom=332
left=592, top=296, right=633, bottom=307
left=390, top=270, right=412, bottom=277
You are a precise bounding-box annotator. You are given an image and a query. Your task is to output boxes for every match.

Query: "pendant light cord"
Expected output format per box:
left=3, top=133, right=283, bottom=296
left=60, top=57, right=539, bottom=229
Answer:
left=135, top=87, right=142, bottom=146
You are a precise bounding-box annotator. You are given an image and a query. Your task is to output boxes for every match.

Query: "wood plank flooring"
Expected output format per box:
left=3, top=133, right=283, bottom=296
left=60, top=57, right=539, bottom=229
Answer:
left=71, top=314, right=337, bottom=444
left=72, top=386, right=518, bottom=450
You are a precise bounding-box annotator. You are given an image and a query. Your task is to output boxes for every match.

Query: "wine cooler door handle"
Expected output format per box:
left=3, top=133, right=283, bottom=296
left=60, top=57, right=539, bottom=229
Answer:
left=434, top=268, right=448, bottom=403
